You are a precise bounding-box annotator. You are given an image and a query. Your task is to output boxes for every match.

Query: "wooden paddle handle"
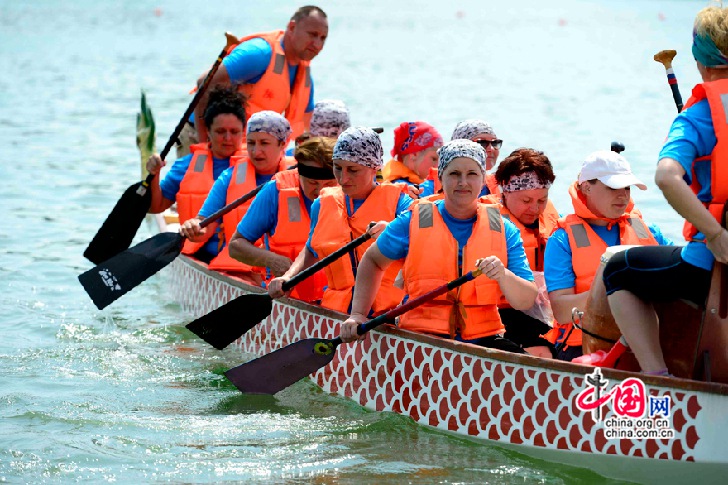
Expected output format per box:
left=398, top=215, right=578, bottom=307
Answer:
left=198, top=182, right=265, bottom=228
left=654, top=49, right=683, bottom=112
left=283, top=231, right=373, bottom=291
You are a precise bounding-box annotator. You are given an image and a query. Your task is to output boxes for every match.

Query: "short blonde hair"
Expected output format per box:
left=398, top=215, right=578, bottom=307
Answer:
left=695, top=6, right=728, bottom=56
left=294, top=136, right=335, bottom=171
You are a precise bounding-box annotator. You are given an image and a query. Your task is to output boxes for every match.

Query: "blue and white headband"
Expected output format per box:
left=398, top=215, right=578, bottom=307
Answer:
left=450, top=119, right=495, bottom=141
left=437, top=139, right=487, bottom=179
left=333, top=126, right=383, bottom=169
left=310, top=99, right=351, bottom=138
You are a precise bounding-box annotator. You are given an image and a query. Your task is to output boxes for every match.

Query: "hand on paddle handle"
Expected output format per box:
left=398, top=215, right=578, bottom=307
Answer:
left=707, top=228, right=728, bottom=264
left=268, top=276, right=291, bottom=299
left=366, top=221, right=388, bottom=240
left=478, top=256, right=505, bottom=282
left=179, top=217, right=208, bottom=242
left=340, top=315, right=367, bottom=343
left=146, top=154, right=166, bottom=176
left=405, top=184, right=424, bottom=199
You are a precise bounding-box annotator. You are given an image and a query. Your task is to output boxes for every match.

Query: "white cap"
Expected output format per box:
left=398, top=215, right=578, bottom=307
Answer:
left=577, top=150, right=647, bottom=190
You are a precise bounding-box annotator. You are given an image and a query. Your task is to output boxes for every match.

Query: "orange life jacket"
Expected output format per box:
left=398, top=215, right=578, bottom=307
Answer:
left=543, top=182, right=659, bottom=348
left=266, top=169, right=326, bottom=302
left=230, top=30, right=311, bottom=140
left=481, top=195, right=560, bottom=272
left=680, top=80, right=728, bottom=241
left=400, top=200, right=508, bottom=340
left=207, top=157, right=289, bottom=273
left=382, top=159, right=424, bottom=185
left=178, top=143, right=244, bottom=256
left=309, top=184, right=405, bottom=314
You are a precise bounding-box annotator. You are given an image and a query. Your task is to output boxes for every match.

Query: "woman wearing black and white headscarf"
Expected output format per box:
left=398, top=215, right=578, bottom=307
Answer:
left=268, top=127, right=413, bottom=314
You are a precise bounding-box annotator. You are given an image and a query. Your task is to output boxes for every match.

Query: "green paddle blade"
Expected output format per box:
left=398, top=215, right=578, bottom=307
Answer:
left=185, top=293, right=274, bottom=350
left=79, top=232, right=183, bottom=310
left=225, top=338, right=339, bottom=394
left=136, top=90, right=156, bottom=179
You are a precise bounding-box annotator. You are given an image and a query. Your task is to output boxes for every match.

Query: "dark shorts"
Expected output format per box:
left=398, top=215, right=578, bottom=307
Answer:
left=603, top=246, right=712, bottom=306
left=499, top=308, right=555, bottom=355
left=555, top=345, right=583, bottom=362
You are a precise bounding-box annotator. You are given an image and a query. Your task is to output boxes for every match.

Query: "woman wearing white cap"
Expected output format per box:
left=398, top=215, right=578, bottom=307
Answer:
left=542, top=150, right=673, bottom=361
left=179, top=110, right=293, bottom=281
left=268, top=127, right=413, bottom=314
left=604, top=6, right=728, bottom=377
left=339, top=139, right=537, bottom=352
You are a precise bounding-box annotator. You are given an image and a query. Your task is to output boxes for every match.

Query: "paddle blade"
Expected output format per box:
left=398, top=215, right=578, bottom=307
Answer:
left=83, top=181, right=152, bottom=265
left=79, top=232, right=183, bottom=310
left=185, top=293, right=273, bottom=350
left=136, top=90, right=156, bottom=179
left=225, top=338, right=337, bottom=394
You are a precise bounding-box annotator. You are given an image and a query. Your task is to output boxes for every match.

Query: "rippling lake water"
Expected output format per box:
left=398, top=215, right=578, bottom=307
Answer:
left=0, top=0, right=709, bottom=482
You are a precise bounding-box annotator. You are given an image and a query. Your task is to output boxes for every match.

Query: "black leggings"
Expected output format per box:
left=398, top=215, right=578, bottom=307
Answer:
left=603, top=246, right=711, bottom=306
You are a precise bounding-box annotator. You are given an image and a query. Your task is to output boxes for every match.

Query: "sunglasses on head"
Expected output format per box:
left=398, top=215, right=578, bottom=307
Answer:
left=475, top=139, right=503, bottom=150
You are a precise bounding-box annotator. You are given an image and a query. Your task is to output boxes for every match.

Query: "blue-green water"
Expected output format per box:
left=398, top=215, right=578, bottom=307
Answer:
left=0, top=0, right=707, bottom=482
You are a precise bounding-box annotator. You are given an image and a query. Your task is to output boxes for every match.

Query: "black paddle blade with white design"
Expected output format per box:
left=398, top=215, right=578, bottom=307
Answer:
left=79, top=232, right=183, bottom=310
left=185, top=293, right=273, bottom=350
left=83, top=179, right=152, bottom=265
left=225, top=338, right=338, bottom=394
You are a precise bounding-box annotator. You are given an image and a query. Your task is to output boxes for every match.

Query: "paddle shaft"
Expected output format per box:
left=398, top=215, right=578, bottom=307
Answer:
left=326, top=268, right=484, bottom=348
left=281, top=232, right=373, bottom=292
left=197, top=182, right=265, bottom=230
left=654, top=49, right=684, bottom=112
left=139, top=39, right=234, bottom=189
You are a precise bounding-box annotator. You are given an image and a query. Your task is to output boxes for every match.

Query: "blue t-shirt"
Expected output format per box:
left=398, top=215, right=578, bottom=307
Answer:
left=236, top=179, right=313, bottom=242
left=543, top=223, right=674, bottom=293
left=659, top=98, right=716, bottom=271
left=223, top=37, right=315, bottom=113
left=375, top=199, right=533, bottom=281
left=305, top=189, right=414, bottom=257
left=159, top=154, right=233, bottom=255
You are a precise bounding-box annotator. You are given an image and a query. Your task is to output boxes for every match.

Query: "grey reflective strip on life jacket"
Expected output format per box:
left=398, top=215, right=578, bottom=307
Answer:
left=571, top=223, right=591, bottom=248
left=486, top=206, right=502, bottom=233
left=418, top=203, right=434, bottom=229
left=305, top=66, right=311, bottom=88
left=720, top=93, right=728, bottom=123
left=286, top=196, right=302, bottom=222
left=193, top=154, right=207, bottom=172
left=273, top=54, right=286, bottom=75
left=628, top=217, right=650, bottom=239
left=235, top=162, right=248, bottom=185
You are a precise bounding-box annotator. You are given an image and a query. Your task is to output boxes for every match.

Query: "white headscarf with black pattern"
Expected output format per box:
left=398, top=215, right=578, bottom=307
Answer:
left=450, top=119, right=495, bottom=141
left=246, top=110, right=292, bottom=144
left=310, top=99, right=351, bottom=138
left=437, top=139, right=487, bottom=179
left=333, top=126, right=383, bottom=169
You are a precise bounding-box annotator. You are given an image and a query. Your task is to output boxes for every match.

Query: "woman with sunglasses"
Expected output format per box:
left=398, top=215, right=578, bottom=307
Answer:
left=267, top=127, right=414, bottom=314
left=339, top=140, right=537, bottom=352
left=450, top=119, right=503, bottom=196
left=482, top=148, right=560, bottom=358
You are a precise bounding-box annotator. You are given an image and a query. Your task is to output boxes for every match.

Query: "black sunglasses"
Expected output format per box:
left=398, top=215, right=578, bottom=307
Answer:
left=476, top=139, right=503, bottom=149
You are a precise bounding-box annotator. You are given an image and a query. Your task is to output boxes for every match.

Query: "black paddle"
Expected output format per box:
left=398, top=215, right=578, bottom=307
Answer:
left=79, top=183, right=264, bottom=310
left=83, top=35, right=236, bottom=265
left=185, top=229, right=375, bottom=350
left=225, top=266, right=485, bottom=394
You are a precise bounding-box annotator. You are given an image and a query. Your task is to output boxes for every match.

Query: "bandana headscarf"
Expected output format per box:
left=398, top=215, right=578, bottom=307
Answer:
left=246, top=111, right=292, bottom=143
left=692, top=28, right=728, bottom=68
left=333, top=127, right=383, bottom=169
left=437, top=139, right=486, bottom=179
left=501, top=171, right=553, bottom=193
left=391, top=121, right=444, bottom=157
left=310, top=99, right=351, bottom=138
left=450, top=119, right=495, bottom=141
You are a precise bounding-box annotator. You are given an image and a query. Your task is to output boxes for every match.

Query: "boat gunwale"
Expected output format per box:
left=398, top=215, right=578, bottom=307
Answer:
left=177, top=254, right=728, bottom=397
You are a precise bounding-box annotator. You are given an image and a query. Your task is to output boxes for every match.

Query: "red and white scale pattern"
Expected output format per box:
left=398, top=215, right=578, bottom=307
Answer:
left=170, top=258, right=703, bottom=463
